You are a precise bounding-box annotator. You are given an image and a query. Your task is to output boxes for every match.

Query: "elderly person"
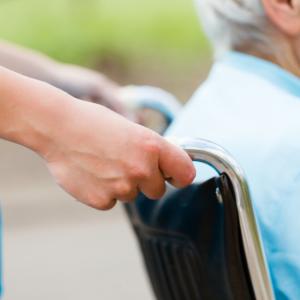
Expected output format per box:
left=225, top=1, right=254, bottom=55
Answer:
left=167, top=0, right=300, bottom=298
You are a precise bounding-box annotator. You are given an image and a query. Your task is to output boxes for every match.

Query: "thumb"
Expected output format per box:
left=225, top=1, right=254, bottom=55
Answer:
left=158, top=138, right=196, bottom=188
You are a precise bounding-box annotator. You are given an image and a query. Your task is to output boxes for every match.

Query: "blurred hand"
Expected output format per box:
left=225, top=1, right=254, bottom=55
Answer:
left=42, top=100, right=196, bottom=210
left=56, top=64, right=128, bottom=115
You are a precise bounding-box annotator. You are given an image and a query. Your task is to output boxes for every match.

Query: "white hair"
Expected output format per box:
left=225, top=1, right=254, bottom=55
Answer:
left=195, top=0, right=275, bottom=57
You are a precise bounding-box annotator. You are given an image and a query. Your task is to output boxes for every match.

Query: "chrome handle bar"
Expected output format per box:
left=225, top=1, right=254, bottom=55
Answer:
left=177, top=137, right=275, bottom=300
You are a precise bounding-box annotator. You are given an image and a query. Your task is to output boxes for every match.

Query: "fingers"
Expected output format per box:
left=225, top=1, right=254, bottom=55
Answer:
left=158, top=138, right=196, bottom=188
left=76, top=187, right=118, bottom=211
left=115, top=183, right=139, bottom=203
left=138, top=168, right=166, bottom=200
left=96, top=198, right=117, bottom=211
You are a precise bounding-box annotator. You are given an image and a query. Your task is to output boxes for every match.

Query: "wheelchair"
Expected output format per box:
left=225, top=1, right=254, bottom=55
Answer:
left=121, top=86, right=275, bottom=300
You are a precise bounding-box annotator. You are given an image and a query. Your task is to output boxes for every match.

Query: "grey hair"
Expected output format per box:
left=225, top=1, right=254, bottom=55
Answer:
left=195, top=0, right=275, bottom=58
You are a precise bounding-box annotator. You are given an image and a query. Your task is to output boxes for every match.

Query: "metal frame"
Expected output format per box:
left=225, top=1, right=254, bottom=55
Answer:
left=129, top=91, right=275, bottom=299
left=121, top=87, right=182, bottom=127
left=176, top=137, right=275, bottom=300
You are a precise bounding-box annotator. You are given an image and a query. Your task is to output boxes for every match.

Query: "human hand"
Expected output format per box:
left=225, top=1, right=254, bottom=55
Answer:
left=56, top=64, right=127, bottom=115
left=40, top=100, right=195, bottom=210
left=0, top=66, right=195, bottom=211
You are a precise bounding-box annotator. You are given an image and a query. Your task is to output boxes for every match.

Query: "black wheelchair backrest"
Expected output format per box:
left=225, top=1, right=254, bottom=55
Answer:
left=125, top=138, right=274, bottom=300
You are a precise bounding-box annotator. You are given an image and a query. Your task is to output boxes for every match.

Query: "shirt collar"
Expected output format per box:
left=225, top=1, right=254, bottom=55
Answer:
left=220, top=51, right=300, bottom=98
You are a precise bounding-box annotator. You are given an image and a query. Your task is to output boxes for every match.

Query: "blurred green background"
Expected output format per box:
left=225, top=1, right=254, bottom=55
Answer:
left=0, top=0, right=212, bottom=99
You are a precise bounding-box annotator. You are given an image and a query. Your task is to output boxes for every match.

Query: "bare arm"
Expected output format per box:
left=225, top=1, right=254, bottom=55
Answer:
left=0, top=40, right=61, bottom=83
left=0, top=40, right=124, bottom=112
left=0, top=66, right=195, bottom=210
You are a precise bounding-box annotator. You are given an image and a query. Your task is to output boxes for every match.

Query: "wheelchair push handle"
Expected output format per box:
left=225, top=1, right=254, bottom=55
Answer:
left=176, top=137, right=275, bottom=300
left=120, top=86, right=274, bottom=299
left=119, top=85, right=182, bottom=131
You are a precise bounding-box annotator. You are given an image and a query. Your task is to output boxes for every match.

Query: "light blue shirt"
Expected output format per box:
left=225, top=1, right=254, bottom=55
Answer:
left=167, top=52, right=300, bottom=300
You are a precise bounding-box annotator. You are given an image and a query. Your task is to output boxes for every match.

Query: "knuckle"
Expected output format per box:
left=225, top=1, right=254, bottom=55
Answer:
left=115, top=181, right=133, bottom=197
left=87, top=193, right=116, bottom=210
left=143, top=138, right=161, bottom=155
left=127, top=158, right=151, bottom=178
left=144, top=181, right=166, bottom=200
left=137, top=130, right=161, bottom=154
left=100, top=200, right=117, bottom=211
left=129, top=165, right=151, bottom=180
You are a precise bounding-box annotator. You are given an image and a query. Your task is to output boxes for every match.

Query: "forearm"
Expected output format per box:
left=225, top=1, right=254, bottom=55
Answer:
left=0, top=66, right=73, bottom=154
left=0, top=40, right=121, bottom=102
left=0, top=40, right=95, bottom=98
left=0, top=40, right=60, bottom=84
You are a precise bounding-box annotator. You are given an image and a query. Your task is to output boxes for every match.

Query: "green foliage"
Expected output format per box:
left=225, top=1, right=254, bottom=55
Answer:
left=0, top=0, right=210, bottom=66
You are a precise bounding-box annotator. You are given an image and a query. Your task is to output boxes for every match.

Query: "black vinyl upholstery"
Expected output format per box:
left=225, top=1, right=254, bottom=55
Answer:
left=125, top=174, right=255, bottom=300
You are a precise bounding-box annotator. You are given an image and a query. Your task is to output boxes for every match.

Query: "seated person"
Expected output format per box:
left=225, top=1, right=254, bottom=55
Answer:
left=167, top=0, right=300, bottom=298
